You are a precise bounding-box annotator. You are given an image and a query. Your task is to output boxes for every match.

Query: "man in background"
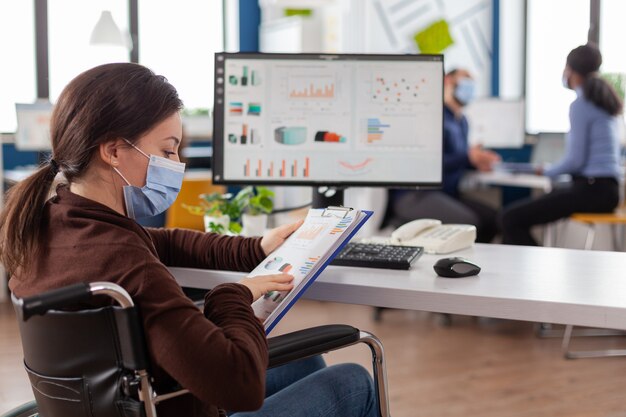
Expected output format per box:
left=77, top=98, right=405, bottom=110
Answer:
left=387, top=69, right=500, bottom=243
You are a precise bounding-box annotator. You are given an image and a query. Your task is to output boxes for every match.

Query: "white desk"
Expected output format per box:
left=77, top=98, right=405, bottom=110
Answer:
left=463, top=171, right=552, bottom=192
left=4, top=167, right=38, bottom=184
left=171, top=243, right=626, bottom=331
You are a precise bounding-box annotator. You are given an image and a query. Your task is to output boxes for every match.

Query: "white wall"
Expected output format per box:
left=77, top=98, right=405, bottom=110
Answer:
left=499, top=0, right=525, bottom=99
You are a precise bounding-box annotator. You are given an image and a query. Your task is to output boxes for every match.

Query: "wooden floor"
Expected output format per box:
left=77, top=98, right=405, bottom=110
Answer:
left=3, top=299, right=626, bottom=417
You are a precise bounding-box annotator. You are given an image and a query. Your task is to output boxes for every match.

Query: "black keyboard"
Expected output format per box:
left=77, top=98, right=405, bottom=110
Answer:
left=330, top=243, right=424, bottom=270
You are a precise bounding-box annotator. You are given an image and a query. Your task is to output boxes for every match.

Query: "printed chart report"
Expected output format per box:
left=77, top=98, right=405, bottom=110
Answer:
left=214, top=54, right=444, bottom=186
left=250, top=207, right=371, bottom=333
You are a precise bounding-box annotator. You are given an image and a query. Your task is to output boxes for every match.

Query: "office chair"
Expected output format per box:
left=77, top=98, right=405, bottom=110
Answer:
left=535, top=197, right=626, bottom=359
left=569, top=207, right=626, bottom=252
left=554, top=205, right=626, bottom=359
left=4, top=282, right=390, bottom=417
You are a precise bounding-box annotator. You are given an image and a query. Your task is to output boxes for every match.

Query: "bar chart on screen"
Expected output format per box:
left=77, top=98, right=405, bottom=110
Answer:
left=288, top=76, right=336, bottom=99
left=242, top=157, right=311, bottom=178
left=367, top=118, right=391, bottom=143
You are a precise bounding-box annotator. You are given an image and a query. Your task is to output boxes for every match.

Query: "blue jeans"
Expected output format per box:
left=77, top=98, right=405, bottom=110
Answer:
left=231, top=356, right=378, bottom=417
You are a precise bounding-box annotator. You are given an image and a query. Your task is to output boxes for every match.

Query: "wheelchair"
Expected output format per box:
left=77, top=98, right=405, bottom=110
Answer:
left=3, top=282, right=390, bottom=417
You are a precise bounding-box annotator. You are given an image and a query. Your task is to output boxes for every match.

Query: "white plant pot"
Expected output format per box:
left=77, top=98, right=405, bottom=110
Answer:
left=204, top=214, right=230, bottom=233
left=241, top=213, right=268, bottom=237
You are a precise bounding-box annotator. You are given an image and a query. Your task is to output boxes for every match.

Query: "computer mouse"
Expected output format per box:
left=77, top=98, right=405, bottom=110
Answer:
left=433, top=257, right=481, bottom=278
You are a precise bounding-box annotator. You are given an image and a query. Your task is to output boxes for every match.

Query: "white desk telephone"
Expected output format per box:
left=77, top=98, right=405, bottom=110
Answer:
left=363, top=219, right=477, bottom=254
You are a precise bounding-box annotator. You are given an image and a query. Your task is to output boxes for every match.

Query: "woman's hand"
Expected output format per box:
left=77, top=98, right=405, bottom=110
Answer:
left=468, top=145, right=501, bottom=172
left=260, top=220, right=304, bottom=255
left=238, top=273, right=295, bottom=301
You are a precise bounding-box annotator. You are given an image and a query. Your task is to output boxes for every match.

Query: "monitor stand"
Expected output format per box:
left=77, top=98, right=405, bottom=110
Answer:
left=312, top=186, right=345, bottom=208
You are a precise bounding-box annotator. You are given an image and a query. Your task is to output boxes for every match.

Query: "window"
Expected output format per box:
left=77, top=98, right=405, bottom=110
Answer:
left=599, top=0, right=626, bottom=101
left=0, top=2, right=37, bottom=133
left=599, top=0, right=626, bottom=130
left=48, top=0, right=130, bottom=101
left=138, top=0, right=224, bottom=111
left=526, top=0, right=590, bottom=133
left=600, top=0, right=626, bottom=74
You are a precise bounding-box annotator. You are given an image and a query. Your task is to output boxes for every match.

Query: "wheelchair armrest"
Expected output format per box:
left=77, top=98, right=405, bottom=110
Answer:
left=268, top=324, right=360, bottom=369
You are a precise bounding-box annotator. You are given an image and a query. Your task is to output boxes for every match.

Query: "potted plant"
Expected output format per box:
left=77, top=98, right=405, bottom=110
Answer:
left=233, top=186, right=275, bottom=237
left=182, top=192, right=243, bottom=234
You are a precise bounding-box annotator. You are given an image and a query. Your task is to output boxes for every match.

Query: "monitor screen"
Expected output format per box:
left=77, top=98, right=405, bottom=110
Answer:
left=212, top=53, right=443, bottom=187
left=15, top=101, right=53, bottom=151
left=464, top=98, right=526, bottom=149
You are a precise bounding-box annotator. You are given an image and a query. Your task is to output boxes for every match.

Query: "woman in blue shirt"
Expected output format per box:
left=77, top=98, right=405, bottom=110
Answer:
left=502, top=43, right=622, bottom=245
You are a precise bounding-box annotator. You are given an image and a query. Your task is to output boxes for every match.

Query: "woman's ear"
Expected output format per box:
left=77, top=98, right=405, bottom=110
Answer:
left=99, top=139, right=126, bottom=167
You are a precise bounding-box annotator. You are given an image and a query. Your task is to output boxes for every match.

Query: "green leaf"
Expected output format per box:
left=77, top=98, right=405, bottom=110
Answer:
left=181, top=204, right=205, bottom=216
left=256, top=186, right=275, bottom=198
left=243, top=186, right=274, bottom=215
left=208, top=186, right=275, bottom=217
left=229, top=221, right=243, bottom=234
left=208, top=222, right=226, bottom=234
left=258, top=196, right=273, bottom=213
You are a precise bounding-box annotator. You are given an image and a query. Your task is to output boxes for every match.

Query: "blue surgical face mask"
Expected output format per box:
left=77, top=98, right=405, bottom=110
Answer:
left=562, top=74, right=570, bottom=89
left=454, top=78, right=476, bottom=106
left=114, top=140, right=185, bottom=219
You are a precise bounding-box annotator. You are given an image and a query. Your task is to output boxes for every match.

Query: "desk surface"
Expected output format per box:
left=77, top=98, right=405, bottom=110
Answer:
left=172, top=243, right=626, bottom=331
left=463, top=171, right=552, bottom=192
left=4, top=168, right=37, bottom=183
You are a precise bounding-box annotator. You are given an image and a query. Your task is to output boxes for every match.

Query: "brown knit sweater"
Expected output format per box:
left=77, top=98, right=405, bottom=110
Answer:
left=10, top=186, right=269, bottom=417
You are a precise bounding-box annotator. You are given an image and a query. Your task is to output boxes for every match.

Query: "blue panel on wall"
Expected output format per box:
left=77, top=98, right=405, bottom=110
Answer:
left=3, top=144, right=40, bottom=170
left=239, top=0, right=261, bottom=52
left=491, top=0, right=500, bottom=96
left=492, top=144, right=533, bottom=207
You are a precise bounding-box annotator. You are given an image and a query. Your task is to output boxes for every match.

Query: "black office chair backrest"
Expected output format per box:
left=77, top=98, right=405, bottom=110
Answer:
left=13, top=284, right=150, bottom=417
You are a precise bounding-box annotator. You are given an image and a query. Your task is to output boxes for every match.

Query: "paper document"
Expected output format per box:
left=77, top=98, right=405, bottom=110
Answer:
left=250, top=207, right=372, bottom=333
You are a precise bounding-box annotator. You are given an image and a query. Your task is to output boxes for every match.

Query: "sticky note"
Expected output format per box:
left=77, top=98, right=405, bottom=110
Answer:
left=414, top=19, right=454, bottom=54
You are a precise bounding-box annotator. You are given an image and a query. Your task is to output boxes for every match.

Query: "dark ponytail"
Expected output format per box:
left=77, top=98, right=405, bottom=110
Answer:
left=567, top=43, right=623, bottom=116
left=0, top=63, right=183, bottom=275
left=0, top=161, right=59, bottom=275
left=583, top=75, right=623, bottom=116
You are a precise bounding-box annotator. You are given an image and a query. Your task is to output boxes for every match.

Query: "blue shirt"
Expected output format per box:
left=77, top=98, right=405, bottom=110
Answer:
left=442, top=105, right=472, bottom=197
left=545, top=88, right=621, bottom=179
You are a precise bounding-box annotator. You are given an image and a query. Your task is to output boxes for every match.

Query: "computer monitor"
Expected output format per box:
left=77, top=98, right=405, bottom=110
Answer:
left=212, top=53, right=444, bottom=205
left=464, top=98, right=525, bottom=149
left=531, top=132, right=566, bottom=166
left=15, top=101, right=53, bottom=151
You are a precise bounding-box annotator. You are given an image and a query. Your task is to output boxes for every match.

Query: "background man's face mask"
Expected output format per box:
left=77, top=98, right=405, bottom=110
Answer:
left=114, top=140, right=185, bottom=219
left=454, top=78, right=476, bottom=106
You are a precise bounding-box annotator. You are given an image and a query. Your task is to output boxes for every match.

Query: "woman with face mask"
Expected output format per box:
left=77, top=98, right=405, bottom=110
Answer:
left=0, top=63, right=377, bottom=417
left=501, top=43, right=622, bottom=246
